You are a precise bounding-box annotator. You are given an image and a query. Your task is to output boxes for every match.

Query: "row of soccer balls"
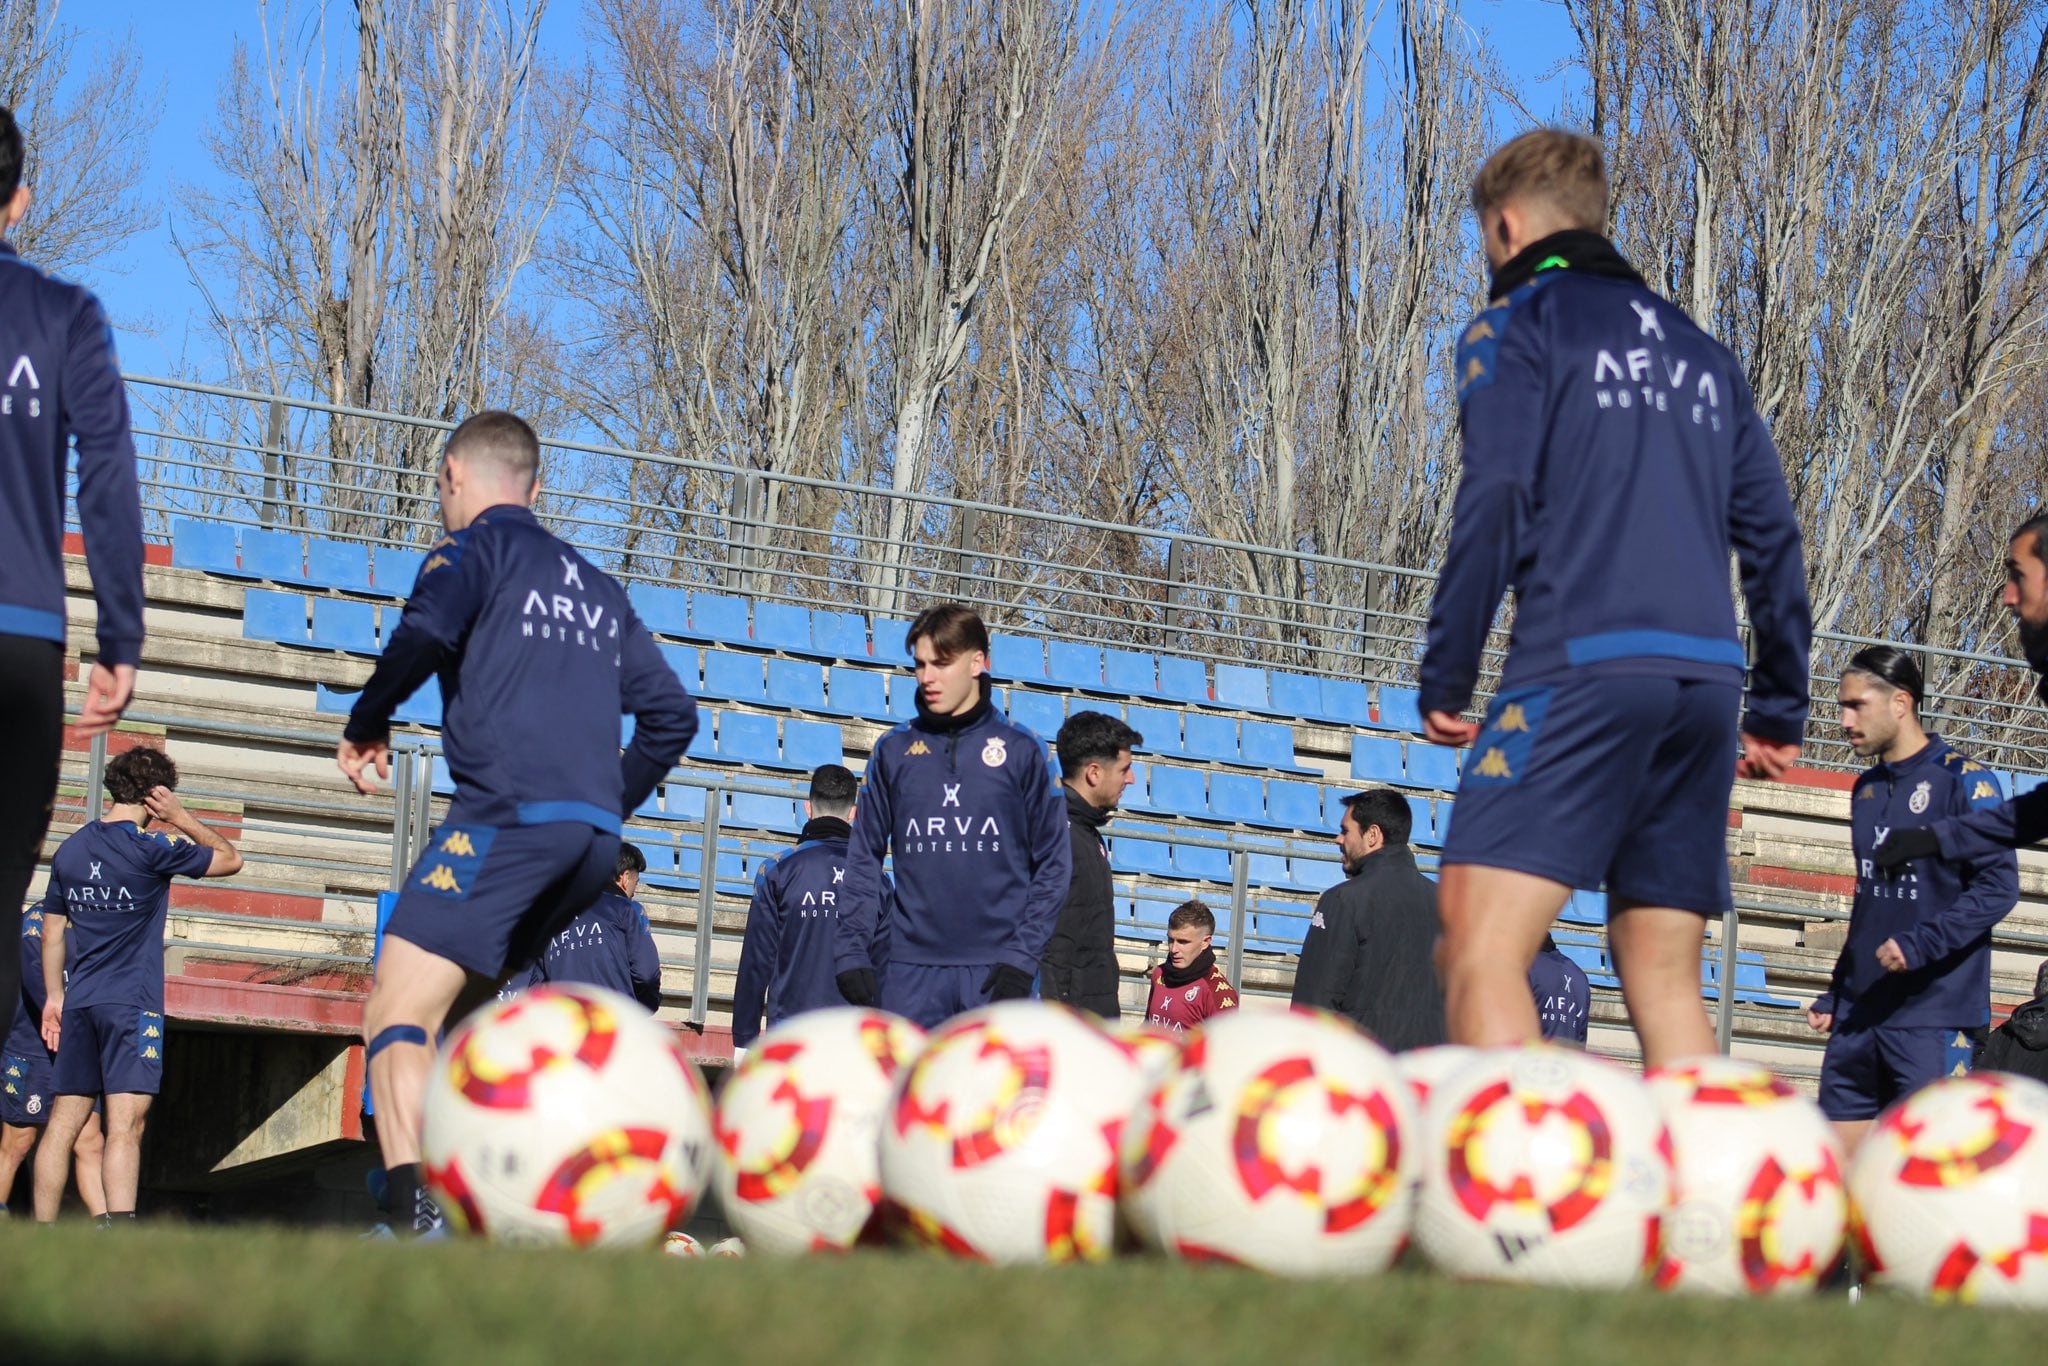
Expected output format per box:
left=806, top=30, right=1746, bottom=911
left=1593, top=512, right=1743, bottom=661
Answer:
left=418, top=984, right=2048, bottom=1304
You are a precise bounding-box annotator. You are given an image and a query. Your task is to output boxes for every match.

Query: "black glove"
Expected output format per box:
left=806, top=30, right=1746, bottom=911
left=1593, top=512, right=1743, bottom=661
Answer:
left=982, top=964, right=1036, bottom=1002
left=836, top=968, right=879, bottom=1007
left=1874, top=826, right=1940, bottom=870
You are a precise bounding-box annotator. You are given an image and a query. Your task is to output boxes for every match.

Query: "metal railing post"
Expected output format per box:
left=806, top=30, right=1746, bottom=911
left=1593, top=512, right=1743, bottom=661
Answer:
left=388, top=746, right=415, bottom=890
left=690, top=795, right=724, bottom=1028
left=260, top=399, right=285, bottom=528
left=1226, top=849, right=1250, bottom=988
left=1163, top=537, right=1186, bottom=647
left=1715, top=901, right=1740, bottom=1052
left=85, top=731, right=108, bottom=821
left=409, top=750, right=434, bottom=875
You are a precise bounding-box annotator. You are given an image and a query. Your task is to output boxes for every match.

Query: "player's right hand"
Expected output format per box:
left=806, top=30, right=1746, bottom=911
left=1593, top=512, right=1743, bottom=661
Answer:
left=1423, top=710, right=1479, bottom=747
left=41, top=997, right=61, bottom=1052
left=76, top=662, right=137, bottom=737
left=1806, top=1006, right=1832, bottom=1035
left=1737, top=733, right=1801, bottom=781
left=337, top=738, right=392, bottom=794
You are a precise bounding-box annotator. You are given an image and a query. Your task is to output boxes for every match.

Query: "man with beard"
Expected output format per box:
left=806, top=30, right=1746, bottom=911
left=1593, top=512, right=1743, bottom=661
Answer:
left=1039, top=710, right=1143, bottom=1019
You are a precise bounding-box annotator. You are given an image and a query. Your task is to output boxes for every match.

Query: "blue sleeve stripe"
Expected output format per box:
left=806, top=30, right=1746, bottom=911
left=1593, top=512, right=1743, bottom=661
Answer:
left=515, top=800, right=623, bottom=834
left=1564, top=630, right=1747, bottom=670
left=0, top=604, right=67, bottom=645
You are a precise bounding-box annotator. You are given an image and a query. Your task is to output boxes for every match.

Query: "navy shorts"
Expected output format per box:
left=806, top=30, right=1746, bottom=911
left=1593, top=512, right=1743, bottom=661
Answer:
left=386, top=821, right=619, bottom=980
left=883, top=963, right=1009, bottom=1031
left=1819, top=1024, right=1975, bottom=1121
left=55, top=1004, right=165, bottom=1097
left=1441, top=674, right=1741, bottom=916
left=2, top=1046, right=55, bottom=1126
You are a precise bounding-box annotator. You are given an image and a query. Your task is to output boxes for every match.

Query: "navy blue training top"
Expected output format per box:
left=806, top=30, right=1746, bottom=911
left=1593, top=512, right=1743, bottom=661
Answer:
left=733, top=818, right=892, bottom=1049
left=0, top=241, right=144, bottom=665
left=1420, top=232, right=1811, bottom=744
left=532, top=889, right=663, bottom=1011
left=47, top=820, right=214, bottom=1013
left=1529, top=947, right=1590, bottom=1044
left=6, top=902, right=51, bottom=1057
left=345, top=504, right=699, bottom=831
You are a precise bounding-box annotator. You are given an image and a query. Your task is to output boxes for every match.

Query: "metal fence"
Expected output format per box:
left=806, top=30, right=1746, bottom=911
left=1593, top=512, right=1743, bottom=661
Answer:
left=104, top=374, right=2048, bottom=777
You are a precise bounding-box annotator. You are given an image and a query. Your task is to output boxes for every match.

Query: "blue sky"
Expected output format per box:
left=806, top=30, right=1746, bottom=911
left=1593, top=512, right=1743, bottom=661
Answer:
left=49, top=0, right=1577, bottom=380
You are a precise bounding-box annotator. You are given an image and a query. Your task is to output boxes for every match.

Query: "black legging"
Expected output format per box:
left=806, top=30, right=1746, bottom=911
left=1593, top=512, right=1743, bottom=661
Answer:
left=0, top=636, right=64, bottom=1037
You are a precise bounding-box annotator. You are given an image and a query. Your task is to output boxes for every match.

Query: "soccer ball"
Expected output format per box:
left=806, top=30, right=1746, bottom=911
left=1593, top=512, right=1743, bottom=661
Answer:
left=1849, top=1072, right=2048, bottom=1305
left=1121, top=1008, right=1418, bottom=1276
left=880, top=1001, right=1143, bottom=1263
left=1414, top=1046, right=1673, bottom=1287
left=421, top=984, right=717, bottom=1247
left=1646, top=1056, right=1846, bottom=1295
left=708, top=1236, right=747, bottom=1259
left=713, top=1007, right=926, bottom=1256
left=1397, top=1045, right=1482, bottom=1109
left=662, top=1231, right=704, bottom=1258
left=1115, top=1020, right=1185, bottom=1087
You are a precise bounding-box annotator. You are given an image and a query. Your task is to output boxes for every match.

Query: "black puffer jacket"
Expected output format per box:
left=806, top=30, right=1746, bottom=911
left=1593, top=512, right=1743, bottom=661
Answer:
left=1038, top=787, right=1121, bottom=1019
left=1977, top=995, right=2048, bottom=1085
left=1289, top=843, right=1446, bottom=1051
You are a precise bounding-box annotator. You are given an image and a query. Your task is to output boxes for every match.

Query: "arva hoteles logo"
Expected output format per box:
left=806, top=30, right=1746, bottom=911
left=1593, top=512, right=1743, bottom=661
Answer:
left=520, top=554, right=622, bottom=659
left=899, top=782, right=1003, bottom=855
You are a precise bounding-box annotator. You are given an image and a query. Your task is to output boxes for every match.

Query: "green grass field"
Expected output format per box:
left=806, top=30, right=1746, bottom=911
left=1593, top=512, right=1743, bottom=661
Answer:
left=0, top=1224, right=2038, bottom=1365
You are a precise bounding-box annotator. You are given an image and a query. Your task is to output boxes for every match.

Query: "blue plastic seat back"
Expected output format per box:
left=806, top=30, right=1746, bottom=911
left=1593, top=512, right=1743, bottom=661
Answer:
left=1290, top=856, right=1344, bottom=892
left=1351, top=735, right=1407, bottom=785
left=700, top=650, right=766, bottom=702
left=730, top=792, right=801, bottom=832
left=783, top=719, right=843, bottom=771
left=1377, top=686, right=1424, bottom=733
left=827, top=667, right=891, bottom=720
left=1208, top=773, right=1264, bottom=825
left=990, top=633, right=1046, bottom=680
left=664, top=783, right=709, bottom=823
left=765, top=658, right=826, bottom=711
left=242, top=589, right=309, bottom=645
left=1045, top=641, right=1104, bottom=690
left=172, top=519, right=239, bottom=574
left=1183, top=713, right=1239, bottom=763
left=1156, top=656, right=1208, bottom=704
left=1322, top=678, right=1370, bottom=727
left=1267, top=780, right=1322, bottom=831
left=1125, top=705, right=1182, bottom=756
left=241, top=528, right=305, bottom=582
left=306, top=539, right=374, bottom=594
left=719, top=712, right=781, bottom=764
left=628, top=583, right=692, bottom=638
left=373, top=546, right=425, bottom=596
left=1148, top=766, right=1207, bottom=816
left=870, top=617, right=912, bottom=664
left=310, top=598, right=377, bottom=654
left=1240, top=720, right=1299, bottom=770
left=752, top=601, right=812, bottom=653
left=658, top=643, right=701, bottom=690
left=1268, top=671, right=1322, bottom=721
left=692, top=593, right=750, bottom=644
left=811, top=610, right=868, bottom=660
left=1008, top=690, right=1065, bottom=739
left=1407, top=743, right=1462, bottom=792
left=1406, top=796, right=1438, bottom=847
left=1111, top=836, right=1173, bottom=877
left=1174, top=844, right=1232, bottom=882
left=1248, top=851, right=1291, bottom=888
left=1213, top=663, right=1268, bottom=711
left=1102, top=649, right=1156, bottom=695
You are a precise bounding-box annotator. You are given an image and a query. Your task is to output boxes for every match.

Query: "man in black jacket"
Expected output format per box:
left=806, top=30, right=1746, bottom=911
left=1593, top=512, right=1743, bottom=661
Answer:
left=1977, top=960, right=2048, bottom=1086
left=1290, top=789, right=1446, bottom=1051
left=1039, top=710, right=1142, bottom=1019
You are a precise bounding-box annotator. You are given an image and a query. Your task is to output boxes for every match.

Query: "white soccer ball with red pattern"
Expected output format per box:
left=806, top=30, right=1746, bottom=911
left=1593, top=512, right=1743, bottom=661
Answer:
left=1115, top=1020, right=1186, bottom=1088
left=1120, top=1007, right=1418, bottom=1276
left=713, top=1007, right=926, bottom=1256
left=1397, top=1045, right=1482, bottom=1110
left=1849, top=1072, right=2048, bottom=1305
left=1414, top=1046, right=1673, bottom=1287
left=1646, top=1056, right=1846, bottom=1295
left=421, top=983, right=716, bottom=1247
left=879, top=1001, right=1144, bottom=1263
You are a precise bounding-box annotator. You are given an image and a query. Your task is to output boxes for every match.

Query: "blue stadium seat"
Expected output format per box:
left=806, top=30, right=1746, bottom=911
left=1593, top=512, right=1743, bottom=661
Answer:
left=373, top=546, right=424, bottom=595
left=752, top=602, right=811, bottom=653
left=1183, top=713, right=1239, bottom=763
left=990, top=633, right=1046, bottom=679
left=1561, top=890, right=1606, bottom=925
left=658, top=643, right=700, bottom=689
left=1407, top=743, right=1461, bottom=792
left=870, top=617, right=912, bottom=663
left=729, top=792, right=801, bottom=833
left=783, top=719, right=843, bottom=771
left=240, top=528, right=304, bottom=582
left=1560, top=942, right=1617, bottom=989
left=1266, top=780, right=1322, bottom=831
left=1406, top=797, right=1438, bottom=847
left=1046, top=641, right=1104, bottom=690
left=1102, top=649, right=1156, bottom=695
left=1126, top=705, right=1182, bottom=756
left=1208, top=772, right=1265, bottom=825
left=1321, top=678, right=1370, bottom=727
left=765, top=658, right=826, bottom=711
left=885, top=674, right=918, bottom=720
left=310, top=598, right=377, bottom=654
left=718, top=712, right=781, bottom=765
left=430, top=755, right=454, bottom=795
left=1291, top=857, right=1343, bottom=892
left=1157, top=655, right=1208, bottom=705
left=630, top=839, right=677, bottom=875
left=1253, top=902, right=1310, bottom=949
left=1245, top=839, right=1291, bottom=889
left=686, top=722, right=717, bottom=761
left=828, top=666, right=891, bottom=721
left=1127, top=888, right=1180, bottom=927
left=692, top=593, right=750, bottom=644
left=811, top=610, right=867, bottom=660
left=1377, top=686, right=1424, bottom=733
left=1322, top=786, right=1353, bottom=831
left=1148, top=766, right=1207, bottom=817
left=1008, top=689, right=1065, bottom=739
left=628, top=583, right=692, bottom=638
left=2015, top=773, right=2048, bottom=799
left=171, top=519, right=239, bottom=575
left=1267, top=671, right=1322, bottom=722
left=700, top=650, right=766, bottom=702
left=1121, top=760, right=1152, bottom=810
left=1240, top=720, right=1306, bottom=772
left=306, top=538, right=374, bottom=594
left=663, top=783, right=708, bottom=823
left=242, top=589, right=308, bottom=646
left=1733, top=953, right=1798, bottom=1008
left=1111, top=836, right=1173, bottom=877
left=1352, top=735, right=1407, bottom=786
left=313, top=682, right=353, bottom=716
left=1213, top=663, right=1268, bottom=711
left=1174, top=844, right=1232, bottom=882
left=395, top=679, right=442, bottom=727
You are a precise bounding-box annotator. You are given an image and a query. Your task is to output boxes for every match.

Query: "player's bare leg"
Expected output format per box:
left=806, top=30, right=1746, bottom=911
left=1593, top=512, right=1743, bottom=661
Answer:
left=0, top=1122, right=34, bottom=1206
left=1830, top=1119, right=1873, bottom=1156
left=363, top=934, right=469, bottom=1230
left=99, top=1092, right=151, bottom=1217
left=73, top=1111, right=106, bottom=1216
left=1608, top=903, right=1717, bottom=1068
left=30, top=1094, right=94, bottom=1222
left=1436, top=864, right=1570, bottom=1047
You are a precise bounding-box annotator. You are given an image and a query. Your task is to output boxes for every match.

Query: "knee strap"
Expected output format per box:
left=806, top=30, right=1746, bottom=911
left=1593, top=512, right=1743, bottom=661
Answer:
left=367, top=1024, right=431, bottom=1062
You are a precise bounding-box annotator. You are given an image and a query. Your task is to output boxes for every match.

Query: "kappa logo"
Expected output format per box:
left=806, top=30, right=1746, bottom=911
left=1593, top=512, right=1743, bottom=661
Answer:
left=141, top=1046, right=159, bottom=1061
left=982, top=738, right=1008, bottom=768
left=1858, top=786, right=1878, bottom=800
left=1495, top=704, right=1531, bottom=733
left=1310, top=911, right=1326, bottom=929
left=440, top=830, right=478, bottom=857
left=1974, top=781, right=1998, bottom=802
left=1463, top=356, right=1486, bottom=386
left=1463, top=318, right=1496, bottom=344
left=907, top=739, right=931, bottom=757
left=421, top=864, right=464, bottom=894
left=143, top=1023, right=161, bottom=1040
left=423, top=552, right=452, bottom=574
left=1909, top=781, right=1932, bottom=815
left=1474, top=748, right=1513, bottom=779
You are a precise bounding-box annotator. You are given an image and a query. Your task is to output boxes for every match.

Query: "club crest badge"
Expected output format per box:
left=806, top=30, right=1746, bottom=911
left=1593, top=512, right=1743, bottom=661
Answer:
left=982, top=738, right=1007, bottom=768
left=26, top=1094, right=41, bottom=1116
left=1909, top=781, right=1931, bottom=815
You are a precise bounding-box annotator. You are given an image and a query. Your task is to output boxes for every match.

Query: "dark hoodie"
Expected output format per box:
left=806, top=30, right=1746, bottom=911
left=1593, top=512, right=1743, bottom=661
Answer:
left=1039, top=786, right=1121, bottom=1019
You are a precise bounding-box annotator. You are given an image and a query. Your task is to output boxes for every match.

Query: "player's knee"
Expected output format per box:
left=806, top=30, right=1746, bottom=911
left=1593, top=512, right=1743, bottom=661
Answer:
left=0, top=1124, right=33, bottom=1157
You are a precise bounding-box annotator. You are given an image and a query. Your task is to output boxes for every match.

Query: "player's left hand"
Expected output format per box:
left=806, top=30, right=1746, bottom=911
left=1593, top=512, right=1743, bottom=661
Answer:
left=1874, top=826, right=1938, bottom=870
left=1423, top=710, right=1479, bottom=746
left=1737, top=733, right=1801, bottom=781
left=40, top=997, right=61, bottom=1053
left=983, top=964, right=1036, bottom=1001
left=337, top=738, right=392, bottom=794
left=1876, top=937, right=1912, bottom=974
left=76, top=662, right=137, bottom=737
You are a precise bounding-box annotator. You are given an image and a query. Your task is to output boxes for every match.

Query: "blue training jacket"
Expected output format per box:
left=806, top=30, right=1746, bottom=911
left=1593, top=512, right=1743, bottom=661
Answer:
left=732, top=817, right=891, bottom=1048
left=1419, top=231, right=1811, bottom=744
left=1816, top=737, right=2016, bottom=1030
left=345, top=504, right=698, bottom=831
left=531, top=888, right=663, bottom=1011
left=0, top=241, right=143, bottom=665
left=835, top=679, right=1070, bottom=978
